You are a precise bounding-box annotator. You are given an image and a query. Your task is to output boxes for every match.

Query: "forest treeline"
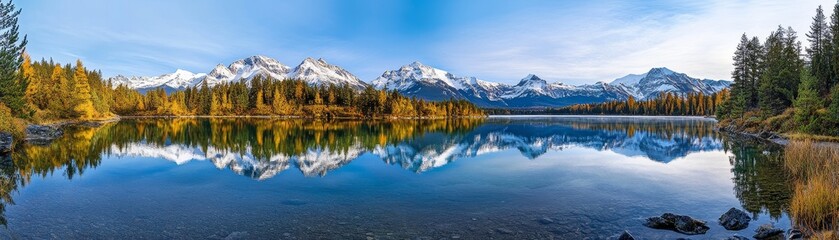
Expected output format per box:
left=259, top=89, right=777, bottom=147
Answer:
left=111, top=77, right=484, bottom=119
left=716, top=4, right=839, bottom=137
left=17, top=56, right=484, bottom=122
left=554, top=91, right=729, bottom=116
left=0, top=0, right=484, bottom=139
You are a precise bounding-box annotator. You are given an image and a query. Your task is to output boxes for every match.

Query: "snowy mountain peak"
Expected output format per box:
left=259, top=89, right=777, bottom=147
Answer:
left=228, top=55, right=291, bottom=79
left=288, top=57, right=368, bottom=90
left=517, top=74, right=548, bottom=86
left=647, top=67, right=676, bottom=76
left=610, top=67, right=730, bottom=100
left=409, top=61, right=425, bottom=68
left=111, top=55, right=371, bottom=92
left=173, top=69, right=193, bottom=75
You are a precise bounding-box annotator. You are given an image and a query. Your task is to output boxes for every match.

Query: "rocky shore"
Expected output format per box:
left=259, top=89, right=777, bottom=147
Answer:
left=0, top=117, right=119, bottom=154
left=625, top=208, right=800, bottom=240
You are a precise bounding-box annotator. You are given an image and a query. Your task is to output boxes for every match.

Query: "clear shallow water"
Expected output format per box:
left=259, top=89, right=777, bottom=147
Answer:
left=0, top=116, right=791, bottom=239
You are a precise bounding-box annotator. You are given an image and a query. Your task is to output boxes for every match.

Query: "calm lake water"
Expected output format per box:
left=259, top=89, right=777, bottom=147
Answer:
left=0, top=116, right=791, bottom=239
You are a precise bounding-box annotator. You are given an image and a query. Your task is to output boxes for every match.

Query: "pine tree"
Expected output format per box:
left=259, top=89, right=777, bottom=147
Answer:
left=72, top=60, right=96, bottom=119
left=807, top=5, right=833, bottom=96
left=831, top=2, right=839, bottom=92
left=760, top=26, right=802, bottom=115
left=745, top=37, right=764, bottom=108
left=0, top=0, right=27, bottom=115
left=825, top=85, right=839, bottom=135
left=731, top=34, right=750, bottom=116
left=793, top=68, right=822, bottom=133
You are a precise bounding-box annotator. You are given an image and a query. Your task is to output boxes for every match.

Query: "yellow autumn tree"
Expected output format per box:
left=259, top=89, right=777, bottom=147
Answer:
left=20, top=52, right=38, bottom=108
left=50, top=64, right=72, bottom=117
left=272, top=88, right=291, bottom=115
left=254, top=89, right=269, bottom=114
left=72, top=60, right=96, bottom=119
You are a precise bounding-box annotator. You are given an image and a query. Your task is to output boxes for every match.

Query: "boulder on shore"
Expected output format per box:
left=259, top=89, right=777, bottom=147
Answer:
left=0, top=132, right=12, bottom=154
left=753, top=224, right=784, bottom=240
left=719, top=207, right=751, bottom=230
left=644, top=213, right=710, bottom=235
left=25, top=125, right=63, bottom=145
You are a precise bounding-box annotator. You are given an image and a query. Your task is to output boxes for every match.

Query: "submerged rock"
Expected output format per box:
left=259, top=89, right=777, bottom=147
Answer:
left=25, top=125, right=63, bottom=145
left=537, top=217, right=554, bottom=224
left=753, top=224, right=784, bottom=239
left=724, top=235, right=750, bottom=240
left=617, top=230, right=635, bottom=240
left=644, top=213, right=709, bottom=235
left=0, top=132, right=12, bottom=154
left=719, top=207, right=751, bottom=230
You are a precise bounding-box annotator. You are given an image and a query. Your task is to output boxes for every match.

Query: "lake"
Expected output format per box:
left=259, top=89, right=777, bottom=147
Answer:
left=0, top=116, right=791, bottom=239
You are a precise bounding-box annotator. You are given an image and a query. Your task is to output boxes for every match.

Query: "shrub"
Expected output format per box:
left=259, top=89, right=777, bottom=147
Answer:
left=0, top=103, right=25, bottom=139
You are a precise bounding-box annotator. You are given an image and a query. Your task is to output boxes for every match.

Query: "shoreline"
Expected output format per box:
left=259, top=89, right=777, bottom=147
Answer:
left=716, top=122, right=839, bottom=147
left=117, top=115, right=487, bottom=120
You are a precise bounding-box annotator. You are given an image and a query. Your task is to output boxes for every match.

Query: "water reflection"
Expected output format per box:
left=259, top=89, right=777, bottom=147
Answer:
left=0, top=116, right=792, bottom=228
left=726, top=136, right=792, bottom=220
left=100, top=117, right=727, bottom=177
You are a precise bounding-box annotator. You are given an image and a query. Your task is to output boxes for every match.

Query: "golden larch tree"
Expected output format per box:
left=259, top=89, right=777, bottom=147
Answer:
left=72, top=60, right=96, bottom=119
left=21, top=52, right=38, bottom=108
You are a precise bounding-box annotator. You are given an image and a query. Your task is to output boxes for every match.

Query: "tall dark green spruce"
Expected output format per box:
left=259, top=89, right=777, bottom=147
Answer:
left=759, top=26, right=802, bottom=116
left=793, top=68, right=822, bottom=133
left=830, top=2, right=839, bottom=95
left=827, top=85, right=839, bottom=135
left=730, top=34, right=750, bottom=117
left=806, top=6, right=833, bottom=97
left=0, top=0, right=27, bottom=116
left=728, top=33, right=765, bottom=120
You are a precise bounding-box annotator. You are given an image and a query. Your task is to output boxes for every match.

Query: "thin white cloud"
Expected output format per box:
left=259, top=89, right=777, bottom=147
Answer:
left=437, top=0, right=834, bottom=85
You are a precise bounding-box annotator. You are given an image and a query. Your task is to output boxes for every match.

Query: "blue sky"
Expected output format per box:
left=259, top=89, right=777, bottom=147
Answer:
left=18, top=0, right=835, bottom=85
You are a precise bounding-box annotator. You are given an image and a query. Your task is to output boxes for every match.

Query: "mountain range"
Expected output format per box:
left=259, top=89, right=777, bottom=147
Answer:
left=110, top=55, right=730, bottom=108
left=111, top=56, right=368, bottom=92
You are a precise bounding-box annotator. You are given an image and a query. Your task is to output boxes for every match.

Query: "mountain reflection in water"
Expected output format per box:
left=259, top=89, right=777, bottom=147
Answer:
left=102, top=117, right=723, bottom=179
left=0, top=116, right=792, bottom=232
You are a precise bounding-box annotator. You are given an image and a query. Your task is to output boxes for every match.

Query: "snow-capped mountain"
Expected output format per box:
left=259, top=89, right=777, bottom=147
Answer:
left=372, top=63, right=729, bottom=108
left=111, top=56, right=729, bottom=108
left=111, top=55, right=368, bottom=92
left=609, top=67, right=730, bottom=100
left=110, top=69, right=206, bottom=92
left=289, top=57, right=368, bottom=90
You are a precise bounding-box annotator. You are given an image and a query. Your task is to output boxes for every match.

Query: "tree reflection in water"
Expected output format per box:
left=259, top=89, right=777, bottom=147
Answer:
left=0, top=117, right=794, bottom=226
left=726, top=136, right=792, bottom=220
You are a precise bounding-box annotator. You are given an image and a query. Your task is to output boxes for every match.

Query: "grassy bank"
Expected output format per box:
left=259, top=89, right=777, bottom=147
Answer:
left=784, top=141, right=839, bottom=238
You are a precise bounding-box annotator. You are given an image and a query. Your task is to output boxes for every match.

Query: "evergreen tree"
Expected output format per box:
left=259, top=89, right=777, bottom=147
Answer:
left=745, top=37, right=764, bottom=108
left=793, top=68, right=822, bottom=133
left=731, top=34, right=750, bottom=116
left=826, top=85, right=839, bottom=135
left=0, top=0, right=27, bottom=115
left=807, top=6, right=833, bottom=96
left=830, top=2, right=839, bottom=92
left=759, top=26, right=802, bottom=115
